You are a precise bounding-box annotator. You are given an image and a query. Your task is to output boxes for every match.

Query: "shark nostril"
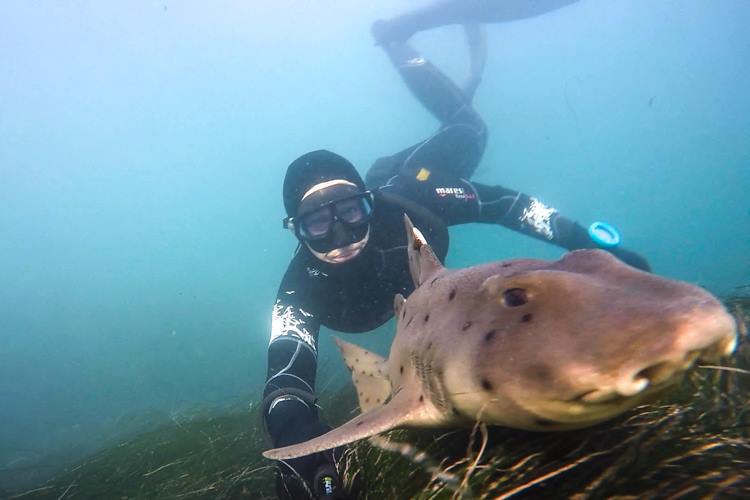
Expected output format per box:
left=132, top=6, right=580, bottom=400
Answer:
left=503, top=288, right=528, bottom=307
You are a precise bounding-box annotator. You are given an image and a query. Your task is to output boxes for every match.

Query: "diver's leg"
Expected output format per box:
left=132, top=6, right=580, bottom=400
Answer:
left=462, top=24, right=486, bottom=101
left=372, top=0, right=580, bottom=44
left=368, top=15, right=493, bottom=185
left=366, top=39, right=487, bottom=185
left=365, top=143, right=420, bottom=188
left=378, top=40, right=484, bottom=131
left=366, top=119, right=486, bottom=187
left=372, top=20, right=486, bottom=103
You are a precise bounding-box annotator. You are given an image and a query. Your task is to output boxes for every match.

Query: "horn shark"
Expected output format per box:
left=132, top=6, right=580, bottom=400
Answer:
left=264, top=216, right=737, bottom=460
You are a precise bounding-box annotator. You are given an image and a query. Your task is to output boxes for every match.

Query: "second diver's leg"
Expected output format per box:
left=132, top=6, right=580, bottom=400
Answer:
left=372, top=0, right=580, bottom=44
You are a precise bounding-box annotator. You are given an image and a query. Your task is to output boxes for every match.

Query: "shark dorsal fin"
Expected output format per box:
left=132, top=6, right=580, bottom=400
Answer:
left=404, top=214, right=444, bottom=287
left=333, top=336, right=391, bottom=413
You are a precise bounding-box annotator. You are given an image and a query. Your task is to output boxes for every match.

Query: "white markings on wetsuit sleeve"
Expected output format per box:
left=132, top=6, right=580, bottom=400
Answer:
left=520, top=198, right=557, bottom=240
left=270, top=300, right=316, bottom=352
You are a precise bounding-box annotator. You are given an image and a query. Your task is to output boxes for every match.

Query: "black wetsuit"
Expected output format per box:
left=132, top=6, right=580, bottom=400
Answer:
left=262, top=43, right=602, bottom=449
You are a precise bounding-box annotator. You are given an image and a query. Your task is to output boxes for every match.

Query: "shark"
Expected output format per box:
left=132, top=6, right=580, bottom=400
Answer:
left=264, top=216, right=737, bottom=461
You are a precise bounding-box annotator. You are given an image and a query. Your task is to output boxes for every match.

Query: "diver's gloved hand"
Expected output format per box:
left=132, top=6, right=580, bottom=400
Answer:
left=563, top=218, right=651, bottom=272
left=313, top=463, right=349, bottom=499
left=275, top=420, right=349, bottom=500
left=609, top=247, right=651, bottom=272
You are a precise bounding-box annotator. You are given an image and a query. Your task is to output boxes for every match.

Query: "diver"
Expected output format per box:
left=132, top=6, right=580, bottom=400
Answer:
left=262, top=3, right=648, bottom=499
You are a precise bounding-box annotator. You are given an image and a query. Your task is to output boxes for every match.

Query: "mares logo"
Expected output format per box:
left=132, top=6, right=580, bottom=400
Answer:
left=435, top=186, right=475, bottom=200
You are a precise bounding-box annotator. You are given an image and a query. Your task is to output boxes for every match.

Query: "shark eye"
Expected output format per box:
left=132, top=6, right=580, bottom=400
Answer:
left=503, top=288, right=528, bottom=307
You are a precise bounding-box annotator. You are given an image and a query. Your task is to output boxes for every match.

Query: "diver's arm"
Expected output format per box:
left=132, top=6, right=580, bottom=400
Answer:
left=393, top=176, right=651, bottom=270
left=262, top=258, right=349, bottom=498
left=262, top=258, right=323, bottom=447
left=372, top=0, right=580, bottom=44
left=470, top=182, right=584, bottom=248
left=469, top=182, right=651, bottom=270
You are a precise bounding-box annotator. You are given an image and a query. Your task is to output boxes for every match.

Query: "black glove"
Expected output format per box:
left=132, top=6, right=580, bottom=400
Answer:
left=609, top=247, right=651, bottom=272
left=313, top=463, right=349, bottom=500
left=275, top=420, right=349, bottom=500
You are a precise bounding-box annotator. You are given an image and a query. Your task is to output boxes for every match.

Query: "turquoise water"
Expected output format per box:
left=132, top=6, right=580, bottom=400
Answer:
left=1, top=0, right=748, bottom=490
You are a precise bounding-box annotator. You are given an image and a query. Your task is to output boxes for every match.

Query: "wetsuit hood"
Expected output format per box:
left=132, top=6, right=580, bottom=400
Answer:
left=283, top=150, right=366, bottom=217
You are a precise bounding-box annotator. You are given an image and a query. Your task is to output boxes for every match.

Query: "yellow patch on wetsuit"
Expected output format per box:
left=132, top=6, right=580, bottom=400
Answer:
left=415, top=168, right=431, bottom=181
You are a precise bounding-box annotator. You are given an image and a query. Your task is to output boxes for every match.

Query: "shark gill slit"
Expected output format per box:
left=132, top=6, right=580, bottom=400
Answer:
left=413, top=353, right=448, bottom=411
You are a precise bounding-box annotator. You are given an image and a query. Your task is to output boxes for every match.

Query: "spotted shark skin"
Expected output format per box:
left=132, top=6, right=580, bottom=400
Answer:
left=264, top=216, right=737, bottom=460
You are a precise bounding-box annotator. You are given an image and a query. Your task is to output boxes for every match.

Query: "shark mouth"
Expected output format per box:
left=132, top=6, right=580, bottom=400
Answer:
left=524, top=332, right=738, bottom=428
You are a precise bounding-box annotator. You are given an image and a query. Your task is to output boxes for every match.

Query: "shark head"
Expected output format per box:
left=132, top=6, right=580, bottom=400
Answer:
left=433, top=249, right=737, bottom=430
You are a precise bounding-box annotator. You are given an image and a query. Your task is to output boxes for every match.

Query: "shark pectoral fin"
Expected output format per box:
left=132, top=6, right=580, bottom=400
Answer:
left=263, top=388, right=425, bottom=461
left=404, top=214, right=444, bottom=287
left=333, top=336, right=391, bottom=412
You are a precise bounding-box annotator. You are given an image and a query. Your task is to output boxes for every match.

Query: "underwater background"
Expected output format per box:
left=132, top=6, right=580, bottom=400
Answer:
left=1, top=0, right=748, bottom=493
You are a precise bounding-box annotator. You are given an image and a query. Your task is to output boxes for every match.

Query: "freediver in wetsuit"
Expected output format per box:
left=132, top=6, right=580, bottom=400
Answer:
left=262, top=2, right=648, bottom=499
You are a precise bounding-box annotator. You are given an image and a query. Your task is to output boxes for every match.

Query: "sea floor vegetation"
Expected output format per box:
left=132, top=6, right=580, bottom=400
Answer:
left=4, top=292, right=749, bottom=500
